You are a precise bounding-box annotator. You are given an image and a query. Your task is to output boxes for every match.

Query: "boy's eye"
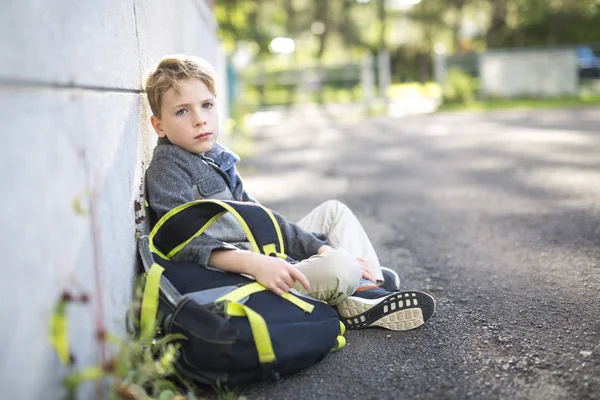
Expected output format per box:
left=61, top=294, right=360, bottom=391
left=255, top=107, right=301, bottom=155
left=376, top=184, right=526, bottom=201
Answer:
left=176, top=109, right=188, bottom=115
left=202, top=102, right=214, bottom=109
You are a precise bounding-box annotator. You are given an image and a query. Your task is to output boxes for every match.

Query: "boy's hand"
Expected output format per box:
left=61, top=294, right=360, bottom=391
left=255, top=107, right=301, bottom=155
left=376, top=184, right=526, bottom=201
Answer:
left=209, top=249, right=311, bottom=295
left=356, top=257, right=377, bottom=284
left=253, top=256, right=311, bottom=296
left=316, top=246, right=377, bottom=283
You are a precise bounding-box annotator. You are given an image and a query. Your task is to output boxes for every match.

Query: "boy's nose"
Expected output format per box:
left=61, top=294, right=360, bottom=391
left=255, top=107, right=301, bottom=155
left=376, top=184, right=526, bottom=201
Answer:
left=193, top=113, right=206, bottom=126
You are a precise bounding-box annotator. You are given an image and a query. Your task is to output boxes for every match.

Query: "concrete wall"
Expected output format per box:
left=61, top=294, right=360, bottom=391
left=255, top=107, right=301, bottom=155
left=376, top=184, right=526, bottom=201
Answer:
left=480, top=48, right=578, bottom=98
left=0, top=1, right=223, bottom=398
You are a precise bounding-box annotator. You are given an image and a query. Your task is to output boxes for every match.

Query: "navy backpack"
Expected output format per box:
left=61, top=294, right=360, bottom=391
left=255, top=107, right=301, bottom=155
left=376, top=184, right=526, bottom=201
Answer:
left=138, top=199, right=345, bottom=385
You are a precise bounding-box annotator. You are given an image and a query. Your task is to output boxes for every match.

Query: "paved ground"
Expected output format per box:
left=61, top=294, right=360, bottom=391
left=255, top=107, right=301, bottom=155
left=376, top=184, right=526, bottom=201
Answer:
left=231, top=105, right=600, bottom=400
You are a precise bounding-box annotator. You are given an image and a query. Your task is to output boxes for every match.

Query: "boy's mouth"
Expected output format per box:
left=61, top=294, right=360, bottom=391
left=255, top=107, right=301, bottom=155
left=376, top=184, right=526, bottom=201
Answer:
left=194, top=132, right=212, bottom=140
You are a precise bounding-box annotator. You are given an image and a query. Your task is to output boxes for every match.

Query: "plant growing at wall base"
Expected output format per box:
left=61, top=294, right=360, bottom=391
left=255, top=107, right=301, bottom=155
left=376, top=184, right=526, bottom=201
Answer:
left=53, top=170, right=244, bottom=400
left=51, top=280, right=200, bottom=400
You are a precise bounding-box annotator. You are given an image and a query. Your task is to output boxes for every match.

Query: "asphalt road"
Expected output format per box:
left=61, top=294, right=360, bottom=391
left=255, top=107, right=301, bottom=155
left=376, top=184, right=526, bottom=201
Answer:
left=231, top=106, right=600, bottom=400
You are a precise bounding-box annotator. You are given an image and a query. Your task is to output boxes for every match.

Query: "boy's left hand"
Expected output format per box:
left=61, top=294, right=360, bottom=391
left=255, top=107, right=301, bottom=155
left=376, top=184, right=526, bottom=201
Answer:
left=356, top=257, right=377, bottom=284
left=318, top=246, right=377, bottom=284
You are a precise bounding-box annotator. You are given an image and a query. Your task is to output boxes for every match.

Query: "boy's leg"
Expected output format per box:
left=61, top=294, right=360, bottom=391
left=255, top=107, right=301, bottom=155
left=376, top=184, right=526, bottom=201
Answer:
left=297, top=200, right=384, bottom=284
left=292, top=247, right=436, bottom=331
left=295, top=200, right=436, bottom=331
left=292, top=248, right=362, bottom=305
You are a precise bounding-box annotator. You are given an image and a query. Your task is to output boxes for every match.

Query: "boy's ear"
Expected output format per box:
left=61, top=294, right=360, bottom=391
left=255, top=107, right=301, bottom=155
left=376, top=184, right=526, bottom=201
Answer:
left=150, top=115, right=166, bottom=138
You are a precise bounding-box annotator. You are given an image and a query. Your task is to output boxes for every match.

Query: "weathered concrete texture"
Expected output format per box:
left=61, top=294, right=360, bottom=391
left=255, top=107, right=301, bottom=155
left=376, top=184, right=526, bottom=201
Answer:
left=480, top=49, right=578, bottom=98
left=136, top=0, right=219, bottom=80
left=0, top=88, right=144, bottom=400
left=135, top=0, right=227, bottom=128
left=1, top=0, right=220, bottom=398
left=0, top=1, right=140, bottom=89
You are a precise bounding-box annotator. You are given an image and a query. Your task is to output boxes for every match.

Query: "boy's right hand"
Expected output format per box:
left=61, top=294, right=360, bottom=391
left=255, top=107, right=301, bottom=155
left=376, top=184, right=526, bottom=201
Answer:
left=208, top=249, right=310, bottom=296
left=253, top=256, right=310, bottom=296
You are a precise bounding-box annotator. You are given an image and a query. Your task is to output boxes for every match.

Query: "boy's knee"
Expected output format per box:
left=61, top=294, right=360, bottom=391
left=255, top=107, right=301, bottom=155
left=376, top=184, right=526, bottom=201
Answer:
left=321, top=199, right=349, bottom=218
left=320, top=249, right=361, bottom=304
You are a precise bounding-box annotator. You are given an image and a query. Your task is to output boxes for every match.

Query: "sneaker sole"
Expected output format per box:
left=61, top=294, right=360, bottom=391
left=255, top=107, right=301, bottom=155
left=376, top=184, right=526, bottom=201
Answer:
left=337, top=291, right=435, bottom=331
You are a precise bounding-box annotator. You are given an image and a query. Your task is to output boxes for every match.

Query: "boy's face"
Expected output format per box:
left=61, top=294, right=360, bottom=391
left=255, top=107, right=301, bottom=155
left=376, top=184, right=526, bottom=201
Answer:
left=151, top=78, right=218, bottom=154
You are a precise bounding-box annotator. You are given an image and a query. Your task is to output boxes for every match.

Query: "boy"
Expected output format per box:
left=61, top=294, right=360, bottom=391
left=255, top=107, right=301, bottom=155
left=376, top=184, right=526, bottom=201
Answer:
left=144, top=55, right=435, bottom=331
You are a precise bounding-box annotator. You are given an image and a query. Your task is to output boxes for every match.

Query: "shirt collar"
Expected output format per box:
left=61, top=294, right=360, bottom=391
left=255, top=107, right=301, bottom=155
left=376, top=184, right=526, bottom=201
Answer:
left=204, top=143, right=241, bottom=171
left=156, top=137, right=241, bottom=170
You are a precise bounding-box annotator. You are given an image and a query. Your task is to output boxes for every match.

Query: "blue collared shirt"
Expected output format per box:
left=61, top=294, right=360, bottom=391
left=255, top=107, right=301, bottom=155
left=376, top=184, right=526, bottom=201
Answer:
left=203, top=143, right=241, bottom=192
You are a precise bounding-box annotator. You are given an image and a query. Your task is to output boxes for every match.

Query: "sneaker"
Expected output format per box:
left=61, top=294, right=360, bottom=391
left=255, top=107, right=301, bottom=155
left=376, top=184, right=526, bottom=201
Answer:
left=380, top=266, right=401, bottom=291
left=336, top=287, right=435, bottom=331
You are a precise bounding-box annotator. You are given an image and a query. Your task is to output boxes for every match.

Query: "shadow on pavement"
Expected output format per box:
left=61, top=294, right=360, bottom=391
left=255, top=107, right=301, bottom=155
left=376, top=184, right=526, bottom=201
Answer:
left=234, top=106, right=600, bottom=400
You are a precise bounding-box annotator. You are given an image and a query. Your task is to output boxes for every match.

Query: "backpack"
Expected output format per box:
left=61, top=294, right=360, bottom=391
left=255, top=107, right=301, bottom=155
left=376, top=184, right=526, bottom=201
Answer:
left=138, top=199, right=346, bottom=385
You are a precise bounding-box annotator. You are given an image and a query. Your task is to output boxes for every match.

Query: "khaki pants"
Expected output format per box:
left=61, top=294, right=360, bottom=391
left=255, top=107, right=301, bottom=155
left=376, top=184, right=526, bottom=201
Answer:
left=292, top=200, right=383, bottom=305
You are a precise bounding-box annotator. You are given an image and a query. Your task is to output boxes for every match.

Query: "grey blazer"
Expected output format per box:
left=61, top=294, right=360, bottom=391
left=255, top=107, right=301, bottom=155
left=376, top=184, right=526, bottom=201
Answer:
left=145, top=140, right=325, bottom=266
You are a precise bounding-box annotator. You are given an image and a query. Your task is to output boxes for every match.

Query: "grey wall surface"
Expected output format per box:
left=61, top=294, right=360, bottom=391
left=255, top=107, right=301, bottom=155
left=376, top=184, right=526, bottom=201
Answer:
left=0, top=1, right=223, bottom=398
left=480, top=48, right=578, bottom=98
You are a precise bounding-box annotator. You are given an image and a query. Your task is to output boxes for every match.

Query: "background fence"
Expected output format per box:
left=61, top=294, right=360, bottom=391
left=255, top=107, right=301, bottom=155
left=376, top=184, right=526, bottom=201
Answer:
left=434, top=44, right=600, bottom=101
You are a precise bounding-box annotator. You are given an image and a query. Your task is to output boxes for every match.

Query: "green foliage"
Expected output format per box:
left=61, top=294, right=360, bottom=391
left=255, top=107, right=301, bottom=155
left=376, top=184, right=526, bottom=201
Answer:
left=51, top=280, right=242, bottom=400
left=217, top=0, right=600, bottom=79
left=218, top=0, right=600, bottom=116
left=388, top=82, right=441, bottom=99
left=238, top=63, right=362, bottom=110
left=442, top=68, right=479, bottom=104
left=437, top=94, right=600, bottom=112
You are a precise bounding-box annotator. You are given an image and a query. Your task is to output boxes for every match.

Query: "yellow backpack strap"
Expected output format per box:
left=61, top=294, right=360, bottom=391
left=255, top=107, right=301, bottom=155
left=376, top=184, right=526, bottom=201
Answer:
left=217, top=283, right=315, bottom=313
left=330, top=321, right=347, bottom=352
left=140, top=263, right=165, bottom=342
left=148, top=200, right=285, bottom=260
left=216, top=282, right=316, bottom=366
left=280, top=292, right=314, bottom=313
left=330, top=335, right=347, bottom=352
left=216, top=282, right=266, bottom=303
left=224, top=302, right=276, bottom=364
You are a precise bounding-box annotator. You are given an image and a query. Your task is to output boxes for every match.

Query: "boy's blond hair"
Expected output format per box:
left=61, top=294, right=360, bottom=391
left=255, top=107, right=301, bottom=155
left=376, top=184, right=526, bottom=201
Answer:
left=144, top=55, right=217, bottom=118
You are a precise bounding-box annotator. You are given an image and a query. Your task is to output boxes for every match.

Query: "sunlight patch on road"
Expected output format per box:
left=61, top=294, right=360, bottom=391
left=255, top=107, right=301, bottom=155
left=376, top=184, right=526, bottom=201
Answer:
left=452, top=156, right=515, bottom=171
left=425, top=183, right=546, bottom=214
left=376, top=146, right=418, bottom=162
left=245, top=111, right=284, bottom=127
left=521, top=167, right=600, bottom=198
left=501, top=129, right=593, bottom=146
left=243, top=170, right=348, bottom=203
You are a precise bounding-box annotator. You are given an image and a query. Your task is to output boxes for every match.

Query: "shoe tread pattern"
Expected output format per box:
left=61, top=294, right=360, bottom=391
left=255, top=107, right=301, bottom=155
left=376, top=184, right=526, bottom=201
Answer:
left=337, top=291, right=435, bottom=331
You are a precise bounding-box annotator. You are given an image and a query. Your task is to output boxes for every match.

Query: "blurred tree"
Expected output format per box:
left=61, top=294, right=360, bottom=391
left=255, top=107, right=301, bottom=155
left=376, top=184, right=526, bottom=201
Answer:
left=377, top=0, right=388, bottom=50
left=448, top=0, right=469, bottom=50
left=338, top=0, right=365, bottom=49
left=215, top=0, right=600, bottom=81
left=216, top=0, right=274, bottom=57
left=408, top=0, right=450, bottom=81
left=485, top=0, right=509, bottom=47
left=486, top=0, right=600, bottom=48
left=314, top=1, right=331, bottom=59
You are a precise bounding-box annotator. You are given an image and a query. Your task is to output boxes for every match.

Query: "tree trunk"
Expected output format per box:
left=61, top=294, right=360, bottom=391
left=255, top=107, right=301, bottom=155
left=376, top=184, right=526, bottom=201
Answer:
left=340, top=0, right=362, bottom=48
left=377, top=0, right=387, bottom=50
left=314, top=1, right=330, bottom=59
left=418, top=53, right=430, bottom=83
left=547, top=14, right=560, bottom=45
left=486, top=0, right=508, bottom=48
left=514, top=28, right=525, bottom=47
left=453, top=23, right=462, bottom=52
left=449, top=0, right=467, bottom=51
left=316, top=30, right=329, bottom=59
